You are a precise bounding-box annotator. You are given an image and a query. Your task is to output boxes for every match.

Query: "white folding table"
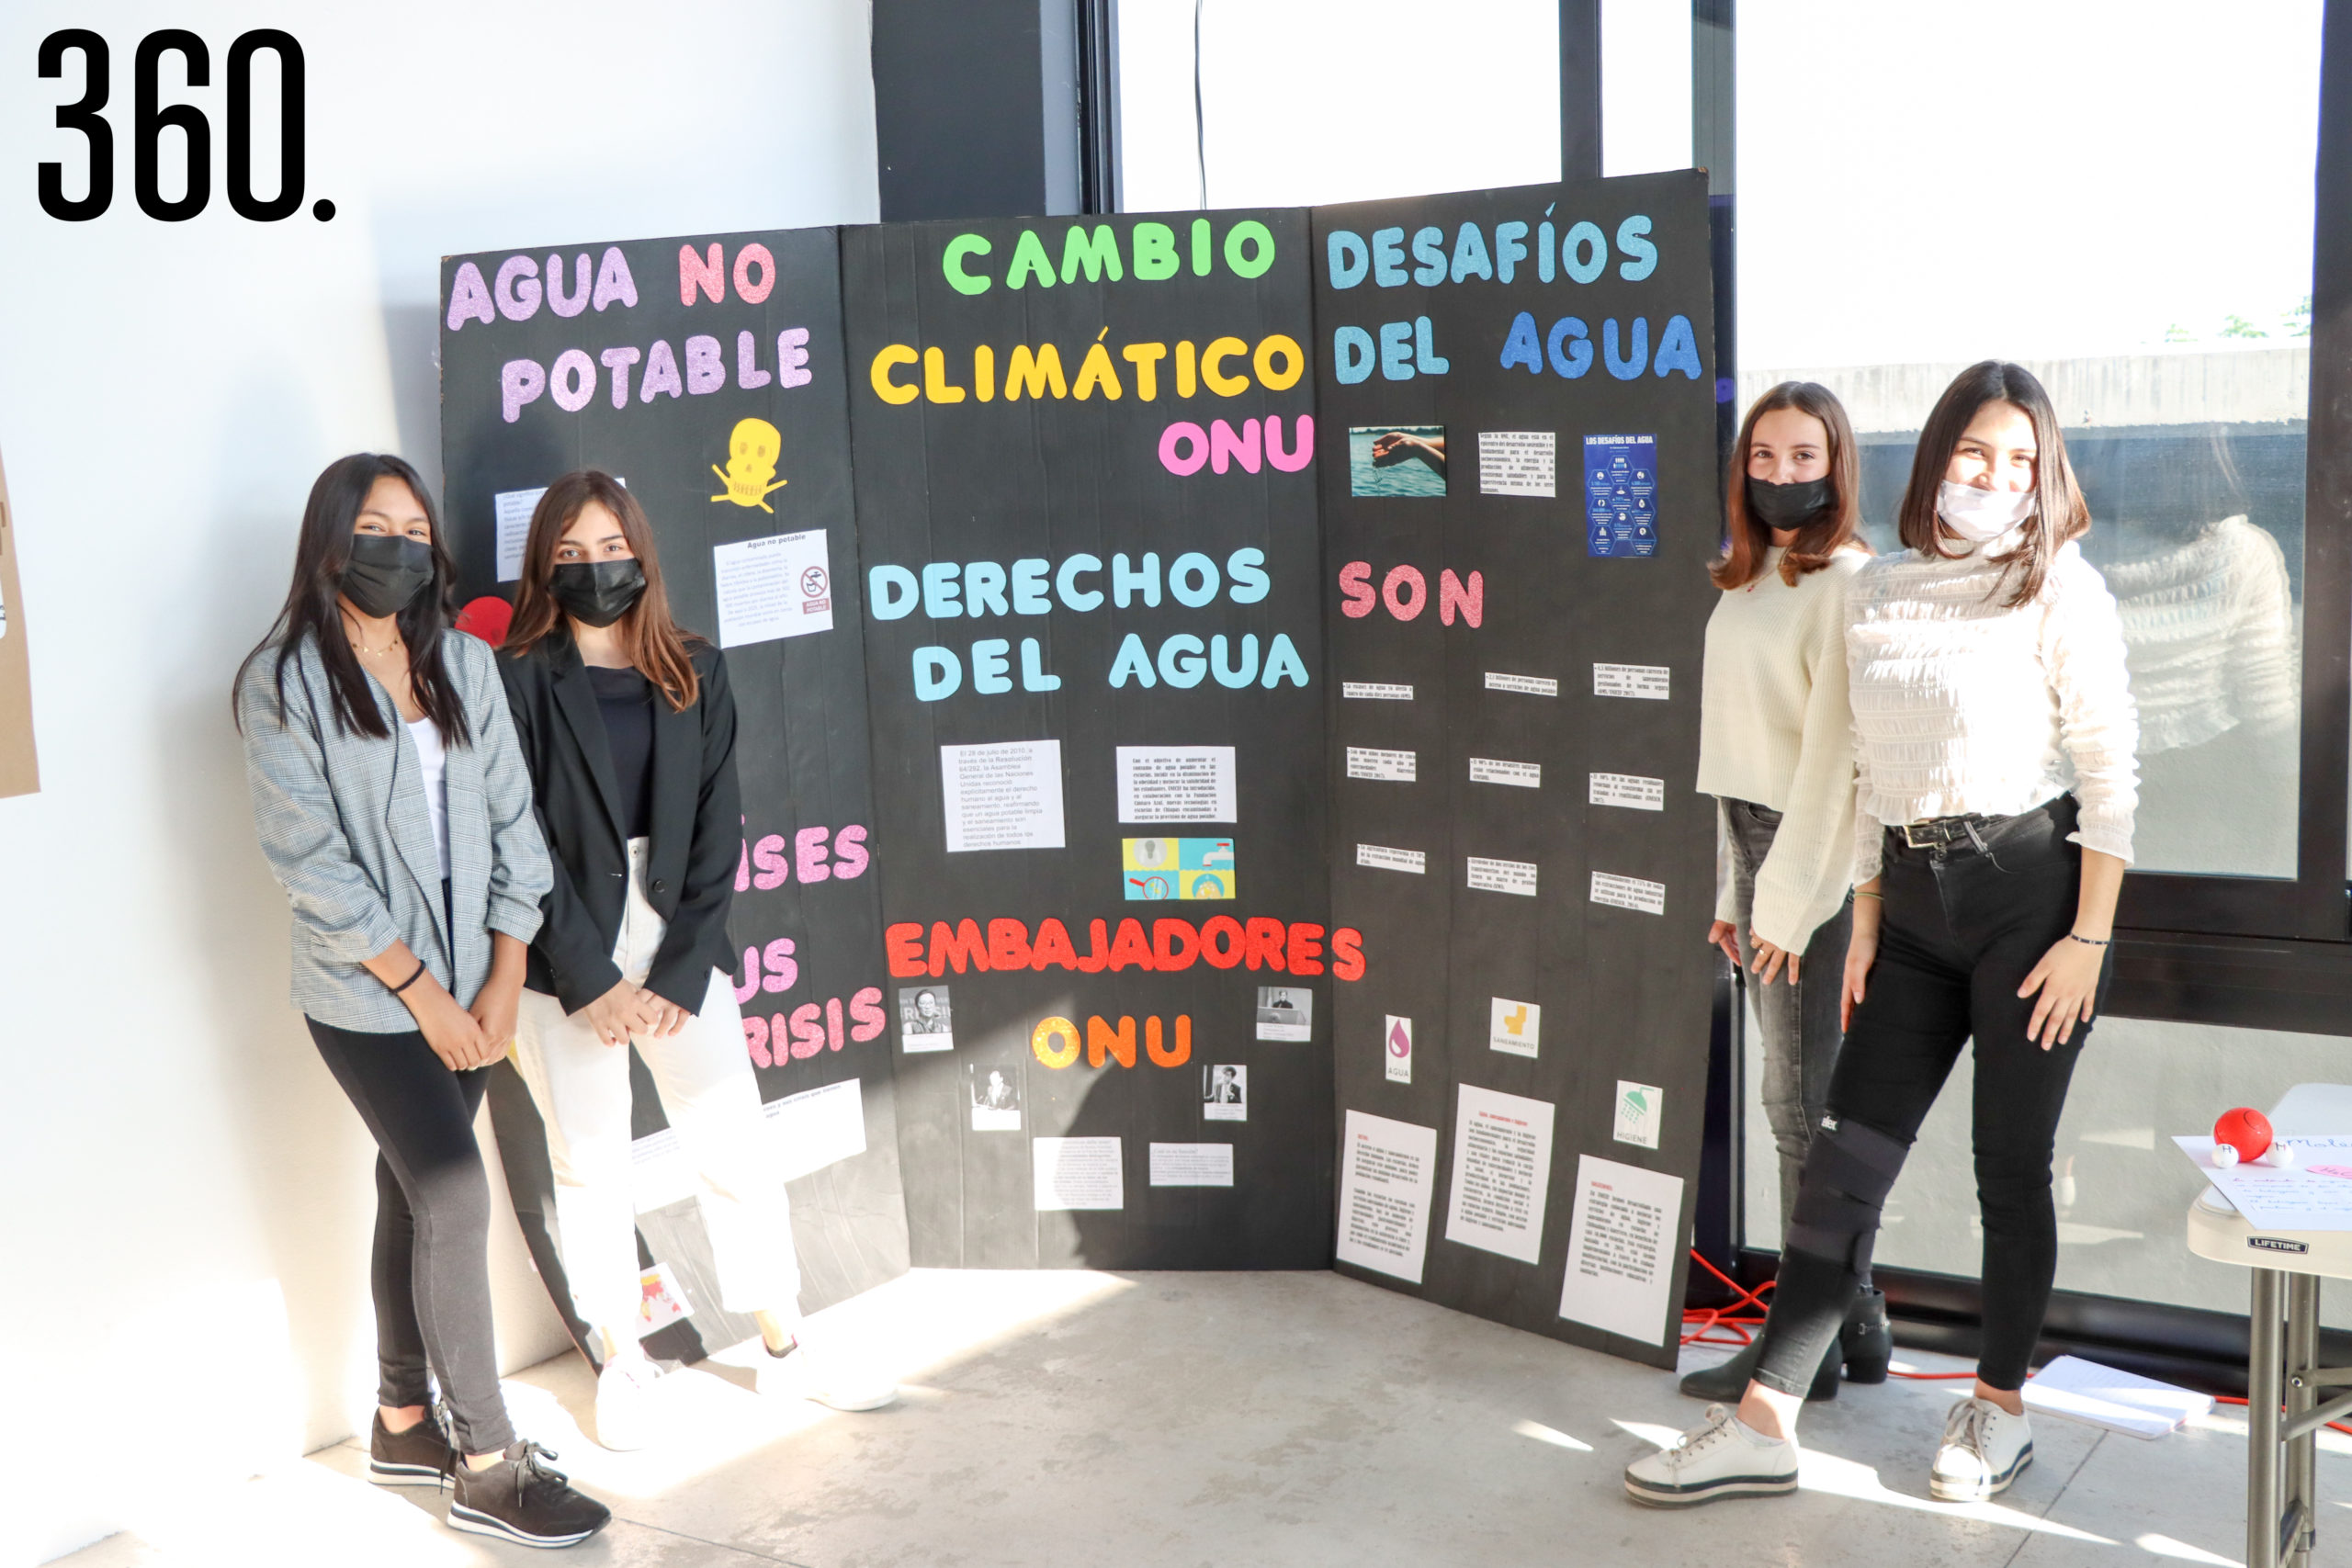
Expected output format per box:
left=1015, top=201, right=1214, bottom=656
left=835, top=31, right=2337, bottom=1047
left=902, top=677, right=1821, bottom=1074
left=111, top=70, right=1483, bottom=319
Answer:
left=2187, top=1083, right=2352, bottom=1568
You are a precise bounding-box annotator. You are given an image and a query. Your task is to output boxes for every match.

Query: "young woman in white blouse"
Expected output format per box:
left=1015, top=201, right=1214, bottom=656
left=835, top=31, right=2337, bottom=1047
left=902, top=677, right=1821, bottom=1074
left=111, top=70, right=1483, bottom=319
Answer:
left=1683, top=383, right=1884, bottom=1405
left=1628, top=361, right=2137, bottom=1509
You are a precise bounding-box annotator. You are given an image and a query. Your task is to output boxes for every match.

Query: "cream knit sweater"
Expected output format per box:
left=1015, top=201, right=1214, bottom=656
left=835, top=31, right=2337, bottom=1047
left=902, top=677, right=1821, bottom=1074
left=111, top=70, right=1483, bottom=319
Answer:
left=1697, top=547, right=1869, bottom=952
left=1846, top=535, right=2139, bottom=884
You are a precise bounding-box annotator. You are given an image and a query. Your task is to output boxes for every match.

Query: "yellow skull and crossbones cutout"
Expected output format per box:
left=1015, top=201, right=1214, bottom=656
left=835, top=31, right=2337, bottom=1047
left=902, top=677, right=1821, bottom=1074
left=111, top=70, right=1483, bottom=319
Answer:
left=711, top=418, right=788, bottom=511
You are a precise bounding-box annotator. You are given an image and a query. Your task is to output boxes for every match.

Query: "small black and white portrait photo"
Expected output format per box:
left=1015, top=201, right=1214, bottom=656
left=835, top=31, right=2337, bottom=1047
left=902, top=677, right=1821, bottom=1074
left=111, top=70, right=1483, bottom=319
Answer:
left=1203, top=1063, right=1248, bottom=1122
left=899, top=986, right=954, bottom=1053
left=1255, top=985, right=1313, bottom=1042
left=967, top=1062, right=1021, bottom=1131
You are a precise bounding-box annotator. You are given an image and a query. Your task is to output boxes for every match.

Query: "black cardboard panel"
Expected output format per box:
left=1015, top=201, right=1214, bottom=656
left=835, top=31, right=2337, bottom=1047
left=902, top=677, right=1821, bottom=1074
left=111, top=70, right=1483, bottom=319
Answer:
left=841, top=214, right=1335, bottom=1269
left=1314, top=174, right=1719, bottom=1367
left=440, top=229, right=910, bottom=1357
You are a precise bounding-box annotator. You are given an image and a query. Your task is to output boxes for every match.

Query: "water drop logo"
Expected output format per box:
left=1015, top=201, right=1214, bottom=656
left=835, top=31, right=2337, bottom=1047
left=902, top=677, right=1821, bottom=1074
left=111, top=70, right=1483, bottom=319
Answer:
left=1385, top=1015, right=1413, bottom=1084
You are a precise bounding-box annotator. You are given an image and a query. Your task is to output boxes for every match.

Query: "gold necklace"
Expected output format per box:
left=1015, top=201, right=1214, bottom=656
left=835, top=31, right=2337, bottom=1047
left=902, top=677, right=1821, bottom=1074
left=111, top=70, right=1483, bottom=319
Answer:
left=348, top=627, right=403, bottom=658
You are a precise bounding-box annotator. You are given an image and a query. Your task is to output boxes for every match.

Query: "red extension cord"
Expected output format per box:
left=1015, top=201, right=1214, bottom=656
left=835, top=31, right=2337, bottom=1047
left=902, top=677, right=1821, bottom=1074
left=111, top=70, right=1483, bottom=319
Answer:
left=1682, top=1249, right=2352, bottom=1430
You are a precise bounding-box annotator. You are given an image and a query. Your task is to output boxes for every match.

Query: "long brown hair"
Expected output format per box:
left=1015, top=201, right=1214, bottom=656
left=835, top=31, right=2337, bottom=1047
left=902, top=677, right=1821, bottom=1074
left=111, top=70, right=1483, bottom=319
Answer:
left=1711, top=381, right=1865, bottom=590
left=1896, top=360, right=2090, bottom=609
left=234, top=453, right=471, bottom=743
left=503, top=470, right=702, bottom=710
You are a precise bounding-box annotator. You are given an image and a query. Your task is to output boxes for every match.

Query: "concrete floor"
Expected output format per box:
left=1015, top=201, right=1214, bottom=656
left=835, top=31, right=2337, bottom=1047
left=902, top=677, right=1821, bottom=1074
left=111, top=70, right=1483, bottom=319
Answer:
left=60, top=1269, right=2352, bottom=1568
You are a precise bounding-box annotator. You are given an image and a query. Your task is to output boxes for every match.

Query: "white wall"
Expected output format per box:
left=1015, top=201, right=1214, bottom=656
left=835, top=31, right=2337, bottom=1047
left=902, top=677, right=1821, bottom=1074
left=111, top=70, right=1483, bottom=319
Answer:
left=0, top=4, right=877, bottom=1561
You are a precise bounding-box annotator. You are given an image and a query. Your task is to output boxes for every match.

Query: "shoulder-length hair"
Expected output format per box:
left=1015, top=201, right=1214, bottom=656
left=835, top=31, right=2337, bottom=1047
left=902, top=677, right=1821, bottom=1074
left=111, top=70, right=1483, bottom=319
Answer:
left=1711, top=381, right=1865, bottom=590
left=233, top=453, right=470, bottom=744
left=503, top=470, right=702, bottom=711
left=1897, top=360, right=2091, bottom=608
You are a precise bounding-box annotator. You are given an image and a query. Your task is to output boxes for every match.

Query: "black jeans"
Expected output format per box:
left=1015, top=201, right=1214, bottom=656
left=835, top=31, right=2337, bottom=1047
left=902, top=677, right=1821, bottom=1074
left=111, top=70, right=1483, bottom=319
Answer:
left=307, top=1017, right=516, bottom=1454
left=1753, top=795, right=2109, bottom=1396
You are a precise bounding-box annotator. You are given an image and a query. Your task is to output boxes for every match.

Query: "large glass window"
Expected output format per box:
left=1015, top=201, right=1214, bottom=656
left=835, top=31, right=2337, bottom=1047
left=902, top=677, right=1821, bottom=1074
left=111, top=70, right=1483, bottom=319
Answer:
left=1739, top=0, right=2322, bottom=885
left=1735, top=2, right=2335, bottom=1316
left=1750, top=1014, right=2352, bottom=1330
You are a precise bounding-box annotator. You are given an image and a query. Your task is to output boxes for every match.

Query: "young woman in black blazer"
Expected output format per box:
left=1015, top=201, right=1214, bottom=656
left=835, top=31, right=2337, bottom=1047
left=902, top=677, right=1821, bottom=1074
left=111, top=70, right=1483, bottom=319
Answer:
left=499, top=470, right=894, bottom=1450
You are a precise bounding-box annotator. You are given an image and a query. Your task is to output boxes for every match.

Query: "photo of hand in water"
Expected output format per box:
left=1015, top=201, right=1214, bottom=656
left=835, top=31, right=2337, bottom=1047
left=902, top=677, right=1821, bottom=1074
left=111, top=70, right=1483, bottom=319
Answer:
left=1350, top=425, right=1449, bottom=497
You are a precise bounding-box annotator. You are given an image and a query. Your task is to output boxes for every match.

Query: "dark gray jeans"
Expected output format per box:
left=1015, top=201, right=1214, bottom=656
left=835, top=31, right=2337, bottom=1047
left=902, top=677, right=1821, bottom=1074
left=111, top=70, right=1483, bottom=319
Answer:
left=1721, top=797, right=1854, bottom=1245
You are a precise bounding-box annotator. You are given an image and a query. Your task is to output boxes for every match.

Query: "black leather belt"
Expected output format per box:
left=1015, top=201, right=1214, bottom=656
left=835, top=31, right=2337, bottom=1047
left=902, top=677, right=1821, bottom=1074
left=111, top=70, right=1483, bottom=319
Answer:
left=1898, top=815, right=1992, bottom=850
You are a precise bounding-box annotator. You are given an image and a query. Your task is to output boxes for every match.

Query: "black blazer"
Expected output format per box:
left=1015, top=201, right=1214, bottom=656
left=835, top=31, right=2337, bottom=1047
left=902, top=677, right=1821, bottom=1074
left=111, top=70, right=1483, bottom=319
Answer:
left=496, top=631, right=741, bottom=1014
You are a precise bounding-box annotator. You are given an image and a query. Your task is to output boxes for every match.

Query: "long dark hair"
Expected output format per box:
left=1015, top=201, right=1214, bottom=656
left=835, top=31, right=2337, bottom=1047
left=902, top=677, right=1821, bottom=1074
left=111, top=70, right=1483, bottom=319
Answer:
left=503, top=470, right=702, bottom=712
left=233, top=453, right=471, bottom=743
left=1711, top=381, right=1866, bottom=590
left=1897, top=360, right=2091, bottom=608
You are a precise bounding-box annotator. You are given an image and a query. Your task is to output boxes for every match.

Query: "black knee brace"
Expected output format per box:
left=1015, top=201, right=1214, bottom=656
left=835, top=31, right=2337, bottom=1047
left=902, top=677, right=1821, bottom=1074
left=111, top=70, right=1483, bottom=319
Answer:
left=1783, top=1114, right=1910, bottom=1272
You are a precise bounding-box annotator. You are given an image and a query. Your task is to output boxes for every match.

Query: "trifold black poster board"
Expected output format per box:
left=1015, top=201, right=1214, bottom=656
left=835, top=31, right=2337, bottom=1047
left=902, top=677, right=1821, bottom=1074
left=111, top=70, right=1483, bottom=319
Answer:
left=440, top=230, right=910, bottom=1364
left=438, top=171, right=1715, bottom=1367
left=842, top=212, right=1334, bottom=1269
left=1316, top=172, right=1718, bottom=1366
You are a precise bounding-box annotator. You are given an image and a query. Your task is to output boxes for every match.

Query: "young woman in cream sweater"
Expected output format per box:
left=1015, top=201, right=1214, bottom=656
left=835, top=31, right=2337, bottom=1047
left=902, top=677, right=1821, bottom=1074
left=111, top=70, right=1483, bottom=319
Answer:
left=1629, top=361, right=2137, bottom=1509
left=1682, top=383, right=1883, bottom=1406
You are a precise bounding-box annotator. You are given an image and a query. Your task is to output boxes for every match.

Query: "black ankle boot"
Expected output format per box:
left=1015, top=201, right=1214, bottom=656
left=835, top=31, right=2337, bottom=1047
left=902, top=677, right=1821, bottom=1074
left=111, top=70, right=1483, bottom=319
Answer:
left=1677, top=1333, right=1840, bottom=1402
left=1840, top=1288, right=1893, bottom=1384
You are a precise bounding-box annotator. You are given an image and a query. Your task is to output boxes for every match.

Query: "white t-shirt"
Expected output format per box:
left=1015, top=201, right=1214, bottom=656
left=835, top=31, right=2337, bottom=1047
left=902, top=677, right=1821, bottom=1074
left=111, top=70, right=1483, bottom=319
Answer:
left=406, top=715, right=451, bottom=879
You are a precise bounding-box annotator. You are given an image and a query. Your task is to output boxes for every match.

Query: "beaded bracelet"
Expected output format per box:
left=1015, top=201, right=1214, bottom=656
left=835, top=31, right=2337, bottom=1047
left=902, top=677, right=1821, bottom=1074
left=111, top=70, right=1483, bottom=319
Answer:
left=2065, top=932, right=2111, bottom=947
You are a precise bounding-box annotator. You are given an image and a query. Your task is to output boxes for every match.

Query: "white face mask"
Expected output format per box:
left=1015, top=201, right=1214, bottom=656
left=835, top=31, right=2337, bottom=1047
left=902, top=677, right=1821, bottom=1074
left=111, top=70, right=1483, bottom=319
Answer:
left=1937, top=479, right=2037, bottom=543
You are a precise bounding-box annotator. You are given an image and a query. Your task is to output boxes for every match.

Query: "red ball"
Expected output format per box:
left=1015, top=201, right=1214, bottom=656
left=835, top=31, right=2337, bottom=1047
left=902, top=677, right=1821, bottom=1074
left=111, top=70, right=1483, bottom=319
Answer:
left=456, top=595, right=513, bottom=645
left=2214, top=1107, right=2274, bottom=1162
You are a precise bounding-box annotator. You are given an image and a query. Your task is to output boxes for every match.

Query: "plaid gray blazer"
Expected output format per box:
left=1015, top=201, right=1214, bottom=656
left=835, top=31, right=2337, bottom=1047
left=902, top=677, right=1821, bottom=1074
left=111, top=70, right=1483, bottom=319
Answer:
left=238, top=628, right=550, bottom=1032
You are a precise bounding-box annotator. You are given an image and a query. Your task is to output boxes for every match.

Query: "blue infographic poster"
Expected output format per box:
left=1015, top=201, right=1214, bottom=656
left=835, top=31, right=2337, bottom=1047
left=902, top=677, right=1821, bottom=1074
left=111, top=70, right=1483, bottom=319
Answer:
left=1585, top=434, right=1659, bottom=558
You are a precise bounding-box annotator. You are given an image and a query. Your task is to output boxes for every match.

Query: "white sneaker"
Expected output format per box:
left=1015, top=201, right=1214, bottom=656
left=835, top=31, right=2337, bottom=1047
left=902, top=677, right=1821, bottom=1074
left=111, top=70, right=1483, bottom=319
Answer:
left=1623, top=1404, right=1799, bottom=1507
left=594, top=1352, right=664, bottom=1451
left=756, top=1334, right=899, bottom=1413
left=1930, top=1396, right=2033, bottom=1501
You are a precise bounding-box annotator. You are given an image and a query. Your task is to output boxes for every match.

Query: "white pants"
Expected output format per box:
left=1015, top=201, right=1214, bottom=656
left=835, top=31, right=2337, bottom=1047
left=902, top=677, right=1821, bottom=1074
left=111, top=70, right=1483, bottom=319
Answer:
left=513, top=839, right=800, bottom=1340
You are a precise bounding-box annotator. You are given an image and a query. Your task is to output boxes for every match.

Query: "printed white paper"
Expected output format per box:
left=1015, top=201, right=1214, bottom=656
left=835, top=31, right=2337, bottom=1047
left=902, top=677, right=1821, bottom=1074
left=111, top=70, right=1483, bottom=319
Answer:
left=714, top=530, right=834, bottom=648
left=1591, top=871, right=1666, bottom=915
left=1203, top=1065, right=1248, bottom=1122
left=1256, top=986, right=1314, bottom=1043
left=1478, top=430, right=1558, bottom=497
left=2172, top=1135, right=2352, bottom=1229
left=1336, top=1110, right=1440, bottom=1283
left=1486, top=671, right=1558, bottom=696
left=1589, top=773, right=1665, bottom=810
left=1034, top=1136, right=1124, bottom=1211
left=941, top=739, right=1066, bottom=852
left=1115, top=745, right=1236, bottom=823
left=1559, top=1155, right=1683, bottom=1343
left=1467, top=856, right=1538, bottom=897
left=1358, top=843, right=1427, bottom=874
left=636, top=1262, right=693, bottom=1334
left=1489, top=997, right=1541, bottom=1057
left=1347, top=746, right=1418, bottom=783
left=1613, top=1080, right=1664, bottom=1149
left=1593, top=663, right=1669, bottom=700
left=1443, top=1084, right=1556, bottom=1264
left=1385, top=1015, right=1414, bottom=1083
left=1469, top=757, right=1542, bottom=789
left=1342, top=682, right=1414, bottom=700
left=1150, top=1143, right=1235, bottom=1187
left=493, top=487, right=546, bottom=583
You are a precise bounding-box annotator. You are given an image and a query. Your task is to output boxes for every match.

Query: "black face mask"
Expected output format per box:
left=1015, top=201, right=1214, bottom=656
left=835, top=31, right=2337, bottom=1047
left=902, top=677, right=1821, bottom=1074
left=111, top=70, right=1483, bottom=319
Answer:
left=1747, top=475, right=1835, bottom=532
left=341, top=534, right=435, bottom=618
left=549, top=559, right=648, bottom=628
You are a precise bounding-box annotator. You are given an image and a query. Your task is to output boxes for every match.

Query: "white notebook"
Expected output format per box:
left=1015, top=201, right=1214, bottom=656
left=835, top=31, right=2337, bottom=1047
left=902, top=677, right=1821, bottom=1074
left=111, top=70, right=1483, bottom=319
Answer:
left=2021, top=1354, right=2214, bottom=1439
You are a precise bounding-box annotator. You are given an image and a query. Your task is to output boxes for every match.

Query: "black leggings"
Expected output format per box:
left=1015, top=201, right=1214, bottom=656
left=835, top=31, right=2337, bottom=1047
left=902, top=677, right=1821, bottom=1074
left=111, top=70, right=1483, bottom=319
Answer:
left=308, top=1017, right=516, bottom=1454
left=1753, top=795, right=2109, bottom=1396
